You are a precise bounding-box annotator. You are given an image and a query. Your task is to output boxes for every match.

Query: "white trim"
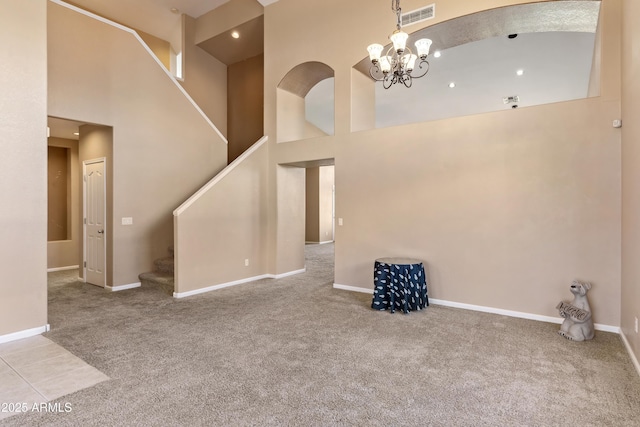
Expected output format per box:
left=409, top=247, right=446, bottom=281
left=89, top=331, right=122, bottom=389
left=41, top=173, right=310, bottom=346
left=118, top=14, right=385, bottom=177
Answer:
left=173, top=267, right=306, bottom=299
left=273, top=268, right=306, bottom=279
left=49, top=0, right=227, bottom=145
left=174, top=136, right=268, bottom=216
left=429, top=298, right=619, bottom=333
left=47, top=265, right=79, bottom=272
left=333, top=285, right=621, bottom=332
left=0, top=325, right=51, bottom=344
left=305, top=240, right=334, bottom=245
left=333, top=283, right=374, bottom=294
left=620, top=331, right=640, bottom=377
left=106, top=282, right=141, bottom=292
left=174, top=274, right=272, bottom=298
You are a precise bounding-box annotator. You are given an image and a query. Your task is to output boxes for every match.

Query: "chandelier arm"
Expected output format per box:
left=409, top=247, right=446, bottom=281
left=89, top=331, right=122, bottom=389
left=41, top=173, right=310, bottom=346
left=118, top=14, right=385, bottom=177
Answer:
left=409, top=59, right=430, bottom=79
left=383, top=75, right=393, bottom=90
left=402, top=73, right=412, bottom=88
left=369, top=64, right=386, bottom=82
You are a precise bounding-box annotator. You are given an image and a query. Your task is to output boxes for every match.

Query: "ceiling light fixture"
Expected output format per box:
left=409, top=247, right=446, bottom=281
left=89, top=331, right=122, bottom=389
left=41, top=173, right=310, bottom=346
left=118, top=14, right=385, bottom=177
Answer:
left=516, top=69, right=524, bottom=76
left=448, top=82, right=456, bottom=88
left=433, top=51, right=441, bottom=58
left=231, top=31, right=240, bottom=39
left=367, top=0, right=433, bottom=89
left=170, top=7, right=179, bottom=14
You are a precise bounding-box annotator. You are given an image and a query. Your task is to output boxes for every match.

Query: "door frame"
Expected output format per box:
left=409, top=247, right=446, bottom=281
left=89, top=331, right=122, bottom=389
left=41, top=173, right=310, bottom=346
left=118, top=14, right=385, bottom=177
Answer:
left=82, top=157, right=107, bottom=287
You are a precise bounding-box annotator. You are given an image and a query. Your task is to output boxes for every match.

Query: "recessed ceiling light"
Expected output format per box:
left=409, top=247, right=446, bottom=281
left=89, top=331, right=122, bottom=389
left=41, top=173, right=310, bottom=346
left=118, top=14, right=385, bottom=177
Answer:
left=231, top=31, right=240, bottom=39
left=433, top=51, right=441, bottom=58
left=516, top=69, right=524, bottom=76
left=170, top=7, right=179, bottom=14
left=448, top=82, right=456, bottom=88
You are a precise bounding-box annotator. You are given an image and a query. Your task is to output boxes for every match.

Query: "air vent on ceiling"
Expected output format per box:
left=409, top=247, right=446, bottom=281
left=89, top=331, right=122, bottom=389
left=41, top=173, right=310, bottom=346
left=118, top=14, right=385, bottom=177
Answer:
left=503, top=95, right=520, bottom=104
left=401, top=4, right=435, bottom=27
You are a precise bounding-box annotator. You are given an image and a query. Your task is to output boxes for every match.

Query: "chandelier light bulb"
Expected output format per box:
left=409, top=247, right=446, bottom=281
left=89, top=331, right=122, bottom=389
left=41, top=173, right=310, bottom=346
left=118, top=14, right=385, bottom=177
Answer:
left=405, top=54, right=417, bottom=72
left=415, top=38, right=433, bottom=59
left=367, top=44, right=384, bottom=63
left=390, top=30, right=408, bottom=53
left=380, top=56, right=393, bottom=74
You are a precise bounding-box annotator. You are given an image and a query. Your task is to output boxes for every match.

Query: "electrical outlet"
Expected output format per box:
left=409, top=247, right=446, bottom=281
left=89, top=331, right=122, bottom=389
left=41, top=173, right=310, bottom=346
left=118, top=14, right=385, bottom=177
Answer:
left=245, top=259, right=249, bottom=267
left=121, top=217, right=133, bottom=225
left=635, top=317, right=638, bottom=334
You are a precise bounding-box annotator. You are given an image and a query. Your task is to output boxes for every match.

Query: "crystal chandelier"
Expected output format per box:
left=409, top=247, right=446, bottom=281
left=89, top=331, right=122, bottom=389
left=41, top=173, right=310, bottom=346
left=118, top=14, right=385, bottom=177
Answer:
left=367, top=0, right=433, bottom=89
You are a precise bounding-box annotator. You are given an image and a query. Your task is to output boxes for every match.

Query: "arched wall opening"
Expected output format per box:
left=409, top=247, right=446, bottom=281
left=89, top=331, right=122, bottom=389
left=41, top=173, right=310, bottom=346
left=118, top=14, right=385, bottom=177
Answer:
left=277, top=61, right=335, bottom=143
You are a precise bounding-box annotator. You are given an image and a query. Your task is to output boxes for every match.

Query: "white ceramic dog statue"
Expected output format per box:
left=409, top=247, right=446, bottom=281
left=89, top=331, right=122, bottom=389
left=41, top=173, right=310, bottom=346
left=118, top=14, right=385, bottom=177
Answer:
left=557, top=280, right=594, bottom=341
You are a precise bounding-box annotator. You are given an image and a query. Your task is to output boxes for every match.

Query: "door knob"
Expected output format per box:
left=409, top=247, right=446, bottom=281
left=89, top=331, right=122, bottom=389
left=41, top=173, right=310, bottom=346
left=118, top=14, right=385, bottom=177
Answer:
left=98, top=230, right=104, bottom=234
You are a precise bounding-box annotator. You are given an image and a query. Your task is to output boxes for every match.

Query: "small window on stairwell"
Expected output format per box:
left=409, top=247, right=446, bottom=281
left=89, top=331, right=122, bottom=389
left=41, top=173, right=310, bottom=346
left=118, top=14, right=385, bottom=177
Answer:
left=175, top=51, right=183, bottom=80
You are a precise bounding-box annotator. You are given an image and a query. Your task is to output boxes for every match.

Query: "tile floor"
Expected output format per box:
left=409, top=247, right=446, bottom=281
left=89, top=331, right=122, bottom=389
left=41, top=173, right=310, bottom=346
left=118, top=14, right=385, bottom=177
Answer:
left=0, top=335, right=108, bottom=420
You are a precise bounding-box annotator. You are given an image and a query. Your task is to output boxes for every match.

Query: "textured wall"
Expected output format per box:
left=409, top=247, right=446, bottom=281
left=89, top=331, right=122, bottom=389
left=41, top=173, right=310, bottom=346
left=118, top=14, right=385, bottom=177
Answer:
left=48, top=2, right=228, bottom=287
left=264, top=0, right=624, bottom=327
left=174, top=140, right=270, bottom=294
left=621, top=0, right=640, bottom=364
left=47, top=137, right=81, bottom=270
left=0, top=0, right=48, bottom=337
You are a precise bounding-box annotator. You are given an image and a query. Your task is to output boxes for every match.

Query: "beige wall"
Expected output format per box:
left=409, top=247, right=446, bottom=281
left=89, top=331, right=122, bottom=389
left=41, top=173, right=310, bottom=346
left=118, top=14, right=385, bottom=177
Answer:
left=306, top=166, right=335, bottom=243
left=48, top=146, right=69, bottom=242
left=276, top=165, right=306, bottom=274
left=305, top=168, right=320, bottom=242
left=174, top=140, right=269, bottom=294
left=181, top=15, right=228, bottom=137
left=621, top=0, right=640, bottom=362
left=47, top=137, right=81, bottom=270
left=138, top=30, right=171, bottom=70
left=319, top=166, right=334, bottom=242
left=277, top=89, right=326, bottom=143
left=0, top=0, right=48, bottom=336
left=48, top=2, right=228, bottom=287
left=265, top=0, right=624, bottom=327
left=228, top=54, right=264, bottom=162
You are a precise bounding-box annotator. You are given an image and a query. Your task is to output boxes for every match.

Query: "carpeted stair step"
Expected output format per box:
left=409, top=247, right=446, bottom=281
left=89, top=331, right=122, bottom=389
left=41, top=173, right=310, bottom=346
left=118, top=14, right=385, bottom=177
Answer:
left=153, top=257, right=174, bottom=275
left=139, top=271, right=174, bottom=296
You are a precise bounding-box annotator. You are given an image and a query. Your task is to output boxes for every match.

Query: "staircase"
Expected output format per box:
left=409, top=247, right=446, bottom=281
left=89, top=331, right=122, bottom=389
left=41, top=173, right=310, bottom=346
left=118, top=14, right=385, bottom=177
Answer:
left=139, top=245, right=174, bottom=295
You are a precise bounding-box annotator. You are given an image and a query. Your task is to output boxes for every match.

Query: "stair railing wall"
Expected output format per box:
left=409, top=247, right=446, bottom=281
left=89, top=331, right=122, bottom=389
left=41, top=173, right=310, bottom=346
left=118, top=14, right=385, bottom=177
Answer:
left=173, top=137, right=270, bottom=297
left=48, top=0, right=228, bottom=288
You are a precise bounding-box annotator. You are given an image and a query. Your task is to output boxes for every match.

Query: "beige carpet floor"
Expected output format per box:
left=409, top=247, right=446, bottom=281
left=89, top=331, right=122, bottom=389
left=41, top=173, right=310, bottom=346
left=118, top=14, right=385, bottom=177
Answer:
left=3, top=243, right=639, bottom=426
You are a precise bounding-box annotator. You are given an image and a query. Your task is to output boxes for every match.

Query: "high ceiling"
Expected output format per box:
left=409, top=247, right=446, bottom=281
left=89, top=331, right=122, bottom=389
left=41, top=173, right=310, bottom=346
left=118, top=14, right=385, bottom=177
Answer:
left=66, top=0, right=275, bottom=43
left=49, top=0, right=601, bottom=137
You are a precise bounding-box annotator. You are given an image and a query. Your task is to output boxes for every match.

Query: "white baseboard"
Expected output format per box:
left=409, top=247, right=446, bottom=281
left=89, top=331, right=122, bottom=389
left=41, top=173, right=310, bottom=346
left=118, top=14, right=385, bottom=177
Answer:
left=305, top=241, right=334, bottom=245
left=174, top=274, right=272, bottom=298
left=333, top=284, right=625, bottom=346
left=273, top=268, right=306, bottom=279
left=620, top=330, right=640, bottom=377
left=0, top=324, right=51, bottom=344
left=429, top=298, right=619, bottom=333
left=173, top=268, right=307, bottom=299
left=107, top=282, right=141, bottom=292
left=47, top=265, right=79, bottom=272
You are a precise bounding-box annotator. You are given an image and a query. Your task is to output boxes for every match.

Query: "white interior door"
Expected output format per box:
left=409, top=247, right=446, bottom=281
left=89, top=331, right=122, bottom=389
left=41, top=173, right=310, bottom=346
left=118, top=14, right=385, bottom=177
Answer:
left=84, top=159, right=106, bottom=287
